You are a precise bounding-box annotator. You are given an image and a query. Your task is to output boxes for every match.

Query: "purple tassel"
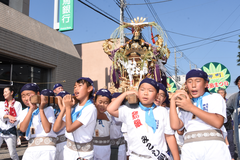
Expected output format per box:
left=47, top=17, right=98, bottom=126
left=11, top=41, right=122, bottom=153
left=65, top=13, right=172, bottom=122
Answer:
left=154, top=64, right=161, bottom=83
left=112, top=68, right=116, bottom=84
left=162, top=71, right=167, bottom=88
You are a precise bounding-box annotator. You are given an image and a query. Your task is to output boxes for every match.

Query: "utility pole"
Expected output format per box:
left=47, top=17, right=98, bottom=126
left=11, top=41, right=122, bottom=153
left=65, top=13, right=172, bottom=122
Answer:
left=189, top=61, right=191, bottom=70
left=174, top=48, right=183, bottom=89
left=120, top=0, right=125, bottom=45
left=174, top=48, right=178, bottom=84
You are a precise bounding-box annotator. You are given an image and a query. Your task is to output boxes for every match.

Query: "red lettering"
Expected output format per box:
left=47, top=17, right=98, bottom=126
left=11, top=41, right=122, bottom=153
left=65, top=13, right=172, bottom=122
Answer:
left=219, top=82, right=223, bottom=87
left=134, top=119, right=143, bottom=128
left=132, top=111, right=139, bottom=120
left=214, top=82, right=219, bottom=87
left=224, top=81, right=229, bottom=86
left=208, top=83, right=214, bottom=89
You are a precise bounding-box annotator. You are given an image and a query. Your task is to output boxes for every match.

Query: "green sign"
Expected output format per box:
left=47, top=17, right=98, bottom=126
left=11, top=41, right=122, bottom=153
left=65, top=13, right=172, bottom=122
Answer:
left=59, top=0, right=74, bottom=32
left=201, top=62, right=231, bottom=93
left=167, top=77, right=177, bottom=93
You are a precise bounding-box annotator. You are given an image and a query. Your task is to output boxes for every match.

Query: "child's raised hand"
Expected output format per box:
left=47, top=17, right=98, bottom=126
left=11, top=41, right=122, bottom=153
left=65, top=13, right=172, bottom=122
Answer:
left=39, top=95, right=47, bottom=109
left=56, top=96, right=65, bottom=112
left=28, top=94, right=38, bottom=111
left=125, top=90, right=138, bottom=97
left=63, top=94, right=75, bottom=109
left=174, top=91, right=193, bottom=111
left=171, top=90, right=187, bottom=101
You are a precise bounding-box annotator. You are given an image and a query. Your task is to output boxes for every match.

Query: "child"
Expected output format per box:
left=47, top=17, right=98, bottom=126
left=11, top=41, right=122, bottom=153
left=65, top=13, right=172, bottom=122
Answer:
left=19, top=84, right=57, bottom=160
left=54, top=91, right=69, bottom=160
left=53, top=83, right=64, bottom=95
left=169, top=69, right=231, bottom=159
left=93, top=89, right=112, bottom=160
left=0, top=86, right=22, bottom=160
left=154, top=83, right=169, bottom=107
left=53, top=77, right=97, bottom=160
left=110, top=92, right=127, bottom=160
left=154, top=83, right=180, bottom=159
left=107, top=78, right=180, bottom=160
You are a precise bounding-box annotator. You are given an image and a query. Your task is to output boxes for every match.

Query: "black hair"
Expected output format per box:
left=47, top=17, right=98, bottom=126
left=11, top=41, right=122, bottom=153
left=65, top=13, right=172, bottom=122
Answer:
left=4, top=86, right=16, bottom=98
left=217, top=88, right=226, bottom=94
left=76, top=79, right=93, bottom=99
left=234, top=76, right=240, bottom=85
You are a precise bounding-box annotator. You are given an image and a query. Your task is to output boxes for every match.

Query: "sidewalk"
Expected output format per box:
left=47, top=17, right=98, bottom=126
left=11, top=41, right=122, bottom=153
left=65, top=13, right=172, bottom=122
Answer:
left=0, top=140, right=27, bottom=160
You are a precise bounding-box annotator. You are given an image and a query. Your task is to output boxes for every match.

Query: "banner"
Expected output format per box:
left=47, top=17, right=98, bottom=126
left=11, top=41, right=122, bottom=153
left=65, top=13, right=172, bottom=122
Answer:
left=201, top=62, right=231, bottom=93
left=167, top=77, right=177, bottom=93
left=59, top=0, right=74, bottom=32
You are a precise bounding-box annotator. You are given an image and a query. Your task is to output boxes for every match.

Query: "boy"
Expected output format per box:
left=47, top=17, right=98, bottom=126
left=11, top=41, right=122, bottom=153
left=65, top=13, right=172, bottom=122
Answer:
left=53, top=77, right=97, bottom=160
left=169, top=69, right=231, bottom=159
left=154, top=83, right=181, bottom=159
left=154, top=83, right=169, bottom=107
left=110, top=93, right=127, bottom=160
left=107, top=78, right=180, bottom=160
left=19, top=83, right=57, bottom=160
left=54, top=91, right=69, bottom=160
left=53, top=83, right=64, bottom=95
left=93, top=89, right=112, bottom=160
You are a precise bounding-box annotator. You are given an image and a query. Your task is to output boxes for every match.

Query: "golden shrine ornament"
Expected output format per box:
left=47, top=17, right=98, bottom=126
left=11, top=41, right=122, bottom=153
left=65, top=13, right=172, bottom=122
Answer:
left=102, top=17, right=170, bottom=93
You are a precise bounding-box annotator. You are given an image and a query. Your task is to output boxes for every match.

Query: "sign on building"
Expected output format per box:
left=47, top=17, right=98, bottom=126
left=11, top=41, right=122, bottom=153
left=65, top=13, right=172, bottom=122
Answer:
left=167, top=77, right=177, bottom=93
left=201, top=62, right=231, bottom=93
left=59, top=0, right=74, bottom=32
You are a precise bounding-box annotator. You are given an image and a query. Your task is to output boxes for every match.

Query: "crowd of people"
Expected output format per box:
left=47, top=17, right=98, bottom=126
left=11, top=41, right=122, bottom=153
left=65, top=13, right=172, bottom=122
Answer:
left=0, top=69, right=238, bottom=160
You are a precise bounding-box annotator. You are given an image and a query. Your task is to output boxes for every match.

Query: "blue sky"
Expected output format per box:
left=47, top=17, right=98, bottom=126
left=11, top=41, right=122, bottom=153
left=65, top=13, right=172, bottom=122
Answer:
left=29, top=0, right=240, bottom=96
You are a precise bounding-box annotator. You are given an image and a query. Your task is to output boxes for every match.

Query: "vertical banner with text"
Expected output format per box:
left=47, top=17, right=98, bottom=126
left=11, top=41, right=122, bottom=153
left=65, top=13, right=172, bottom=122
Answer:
left=59, top=0, right=74, bottom=32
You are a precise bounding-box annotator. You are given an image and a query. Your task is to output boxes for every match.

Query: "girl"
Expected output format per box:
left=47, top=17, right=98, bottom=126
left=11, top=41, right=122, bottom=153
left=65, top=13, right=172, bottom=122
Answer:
left=19, top=83, right=57, bottom=160
left=0, top=86, right=22, bottom=160
left=110, top=92, right=127, bottom=160
left=53, top=77, right=97, bottom=160
left=169, top=69, right=231, bottom=160
left=93, top=89, right=112, bottom=160
left=107, top=78, right=180, bottom=160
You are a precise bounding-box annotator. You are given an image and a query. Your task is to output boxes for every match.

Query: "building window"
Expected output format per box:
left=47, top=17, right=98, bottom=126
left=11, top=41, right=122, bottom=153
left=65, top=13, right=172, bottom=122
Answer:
left=0, top=59, right=50, bottom=105
left=0, top=0, right=9, bottom=5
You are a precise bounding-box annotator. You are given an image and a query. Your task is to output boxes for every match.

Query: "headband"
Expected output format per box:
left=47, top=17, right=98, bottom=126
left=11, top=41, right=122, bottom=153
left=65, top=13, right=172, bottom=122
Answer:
left=40, top=89, right=55, bottom=97
left=96, top=89, right=112, bottom=100
left=186, top=69, right=209, bottom=81
left=20, top=83, right=40, bottom=93
left=139, top=78, right=159, bottom=93
left=53, top=83, right=63, bottom=90
left=56, top=91, right=70, bottom=98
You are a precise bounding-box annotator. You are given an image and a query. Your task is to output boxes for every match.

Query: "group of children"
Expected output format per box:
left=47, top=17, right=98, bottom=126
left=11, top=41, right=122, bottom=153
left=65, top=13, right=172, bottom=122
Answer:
left=0, top=69, right=232, bottom=160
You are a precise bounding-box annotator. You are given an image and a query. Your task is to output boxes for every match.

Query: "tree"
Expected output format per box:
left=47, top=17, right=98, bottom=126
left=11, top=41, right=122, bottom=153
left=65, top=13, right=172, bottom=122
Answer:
left=238, top=35, right=240, bottom=66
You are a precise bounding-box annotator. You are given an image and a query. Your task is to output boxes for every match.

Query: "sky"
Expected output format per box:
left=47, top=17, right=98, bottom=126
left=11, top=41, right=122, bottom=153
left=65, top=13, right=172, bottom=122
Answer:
left=29, top=0, right=240, bottom=97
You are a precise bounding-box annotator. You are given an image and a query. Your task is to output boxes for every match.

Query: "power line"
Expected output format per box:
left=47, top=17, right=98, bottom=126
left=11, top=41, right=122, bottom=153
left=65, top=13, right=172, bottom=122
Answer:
left=126, top=0, right=172, bottom=5
left=187, top=2, right=240, bottom=58
left=179, top=33, right=239, bottom=52
left=78, top=0, right=120, bottom=24
left=166, top=29, right=238, bottom=46
left=144, top=0, right=198, bottom=69
left=85, top=0, right=119, bottom=22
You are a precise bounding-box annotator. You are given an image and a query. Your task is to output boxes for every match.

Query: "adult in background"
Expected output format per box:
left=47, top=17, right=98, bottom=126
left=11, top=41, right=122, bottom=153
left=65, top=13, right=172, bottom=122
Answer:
left=218, top=88, right=234, bottom=160
left=53, top=83, right=64, bottom=95
left=226, top=75, right=240, bottom=159
left=0, top=86, right=22, bottom=160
